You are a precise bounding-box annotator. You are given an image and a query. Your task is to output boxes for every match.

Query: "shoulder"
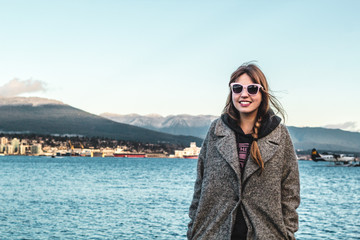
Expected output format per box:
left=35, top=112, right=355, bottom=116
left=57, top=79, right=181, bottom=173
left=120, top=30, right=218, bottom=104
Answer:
left=279, top=124, right=292, bottom=140
left=278, top=124, right=289, bottom=134
left=207, top=117, right=223, bottom=134
left=204, top=117, right=221, bottom=140
left=271, top=123, right=291, bottom=137
left=260, top=123, right=293, bottom=147
left=211, top=117, right=221, bottom=128
left=201, top=117, right=220, bottom=142
left=277, top=124, right=296, bottom=152
left=202, top=116, right=233, bottom=146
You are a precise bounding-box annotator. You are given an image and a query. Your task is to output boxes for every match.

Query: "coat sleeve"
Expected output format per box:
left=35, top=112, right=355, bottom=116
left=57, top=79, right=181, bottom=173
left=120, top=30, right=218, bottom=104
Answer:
left=281, top=126, right=300, bottom=240
left=187, top=121, right=215, bottom=239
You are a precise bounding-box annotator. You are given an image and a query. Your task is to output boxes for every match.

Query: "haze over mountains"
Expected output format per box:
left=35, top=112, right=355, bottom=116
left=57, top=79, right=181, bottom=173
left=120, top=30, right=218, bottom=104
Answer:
left=101, top=113, right=360, bottom=153
left=0, top=97, right=202, bottom=146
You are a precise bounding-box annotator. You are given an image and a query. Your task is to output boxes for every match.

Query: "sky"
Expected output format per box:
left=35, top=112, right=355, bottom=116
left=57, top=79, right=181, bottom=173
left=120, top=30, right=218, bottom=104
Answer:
left=0, top=0, right=359, bottom=132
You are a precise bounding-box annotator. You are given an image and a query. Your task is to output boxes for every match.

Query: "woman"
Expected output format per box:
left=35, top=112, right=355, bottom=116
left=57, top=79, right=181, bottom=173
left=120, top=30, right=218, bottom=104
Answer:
left=187, top=63, right=300, bottom=240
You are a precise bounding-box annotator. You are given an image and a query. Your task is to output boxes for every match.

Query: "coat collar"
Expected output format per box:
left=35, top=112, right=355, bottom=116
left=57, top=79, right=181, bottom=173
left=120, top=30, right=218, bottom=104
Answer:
left=214, top=118, right=282, bottom=183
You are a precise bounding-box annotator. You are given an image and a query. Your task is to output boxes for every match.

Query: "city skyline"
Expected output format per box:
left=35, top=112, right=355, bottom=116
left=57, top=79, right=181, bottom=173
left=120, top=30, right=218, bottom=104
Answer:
left=0, top=1, right=359, bottom=132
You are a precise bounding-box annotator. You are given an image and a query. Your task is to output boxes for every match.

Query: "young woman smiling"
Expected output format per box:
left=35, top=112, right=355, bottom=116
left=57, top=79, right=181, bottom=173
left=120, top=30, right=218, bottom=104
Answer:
left=187, top=63, right=300, bottom=240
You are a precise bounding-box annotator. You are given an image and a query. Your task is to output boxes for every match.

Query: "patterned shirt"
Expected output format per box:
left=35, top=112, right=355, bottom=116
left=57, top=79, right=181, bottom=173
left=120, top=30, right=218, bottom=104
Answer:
left=238, top=142, right=250, bottom=170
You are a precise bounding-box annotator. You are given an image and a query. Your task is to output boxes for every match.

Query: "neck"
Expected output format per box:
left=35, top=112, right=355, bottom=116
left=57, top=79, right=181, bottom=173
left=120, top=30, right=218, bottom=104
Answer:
left=239, top=112, right=258, bottom=134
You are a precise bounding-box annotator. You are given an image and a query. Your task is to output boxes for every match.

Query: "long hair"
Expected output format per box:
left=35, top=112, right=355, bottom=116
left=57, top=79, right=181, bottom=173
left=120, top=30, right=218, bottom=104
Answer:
left=223, top=62, right=285, bottom=171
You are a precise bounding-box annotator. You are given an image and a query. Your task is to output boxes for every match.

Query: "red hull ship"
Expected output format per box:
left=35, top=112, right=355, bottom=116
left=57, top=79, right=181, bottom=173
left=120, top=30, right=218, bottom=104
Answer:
left=113, top=153, right=146, bottom=158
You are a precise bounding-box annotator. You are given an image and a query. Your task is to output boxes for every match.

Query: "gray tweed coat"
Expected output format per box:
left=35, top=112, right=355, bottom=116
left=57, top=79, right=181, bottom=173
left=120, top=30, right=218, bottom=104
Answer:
left=187, top=118, right=300, bottom=240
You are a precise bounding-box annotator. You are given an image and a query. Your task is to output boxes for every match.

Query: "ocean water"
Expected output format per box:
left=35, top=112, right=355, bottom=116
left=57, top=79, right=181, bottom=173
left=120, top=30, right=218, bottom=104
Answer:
left=0, top=156, right=359, bottom=240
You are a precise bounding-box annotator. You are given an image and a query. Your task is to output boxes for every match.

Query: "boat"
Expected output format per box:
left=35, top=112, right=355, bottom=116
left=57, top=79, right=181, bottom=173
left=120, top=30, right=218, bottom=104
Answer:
left=175, top=142, right=201, bottom=159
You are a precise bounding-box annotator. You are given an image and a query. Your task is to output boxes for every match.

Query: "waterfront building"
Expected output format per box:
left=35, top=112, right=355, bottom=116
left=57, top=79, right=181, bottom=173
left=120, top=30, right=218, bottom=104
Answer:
left=11, top=138, right=20, bottom=154
left=6, top=144, right=14, bottom=155
left=31, top=144, right=43, bottom=155
left=20, top=144, right=29, bottom=155
left=0, top=137, right=7, bottom=153
left=0, top=145, right=5, bottom=153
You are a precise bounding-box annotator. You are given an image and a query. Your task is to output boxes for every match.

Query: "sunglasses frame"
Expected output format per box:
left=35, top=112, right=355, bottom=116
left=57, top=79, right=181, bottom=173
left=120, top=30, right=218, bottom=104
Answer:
left=230, top=83, right=263, bottom=96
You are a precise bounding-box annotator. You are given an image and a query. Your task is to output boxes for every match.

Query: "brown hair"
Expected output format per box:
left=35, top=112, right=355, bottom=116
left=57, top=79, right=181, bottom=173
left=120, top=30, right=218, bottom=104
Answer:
left=223, top=62, right=285, bottom=171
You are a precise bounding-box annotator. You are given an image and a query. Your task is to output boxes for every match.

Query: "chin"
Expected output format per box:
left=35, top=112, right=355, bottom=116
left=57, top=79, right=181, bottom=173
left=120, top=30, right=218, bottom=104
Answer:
left=236, top=107, right=258, bottom=116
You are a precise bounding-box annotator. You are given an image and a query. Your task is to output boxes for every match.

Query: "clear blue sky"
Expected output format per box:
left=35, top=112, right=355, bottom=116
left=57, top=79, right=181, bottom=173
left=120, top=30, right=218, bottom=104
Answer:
left=0, top=0, right=359, bottom=131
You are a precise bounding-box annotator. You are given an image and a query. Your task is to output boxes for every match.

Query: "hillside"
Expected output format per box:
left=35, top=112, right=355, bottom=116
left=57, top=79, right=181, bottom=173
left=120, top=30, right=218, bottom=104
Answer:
left=0, top=97, right=202, bottom=146
left=101, top=113, right=360, bottom=152
left=288, top=126, right=360, bottom=152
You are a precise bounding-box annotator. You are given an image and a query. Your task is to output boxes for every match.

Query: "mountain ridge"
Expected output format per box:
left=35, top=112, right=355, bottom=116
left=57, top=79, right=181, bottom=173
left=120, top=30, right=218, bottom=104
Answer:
left=0, top=97, right=202, bottom=146
left=101, top=113, right=360, bottom=152
left=100, top=113, right=218, bottom=138
left=0, top=97, right=64, bottom=106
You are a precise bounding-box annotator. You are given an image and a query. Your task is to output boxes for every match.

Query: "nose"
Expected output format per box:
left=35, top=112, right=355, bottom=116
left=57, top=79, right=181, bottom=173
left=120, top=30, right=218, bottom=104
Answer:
left=240, top=87, right=249, bottom=97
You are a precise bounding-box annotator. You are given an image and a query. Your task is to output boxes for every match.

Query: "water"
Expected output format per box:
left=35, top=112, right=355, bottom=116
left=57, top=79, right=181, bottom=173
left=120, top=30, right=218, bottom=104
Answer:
left=0, top=157, right=359, bottom=239
left=297, top=161, right=360, bottom=239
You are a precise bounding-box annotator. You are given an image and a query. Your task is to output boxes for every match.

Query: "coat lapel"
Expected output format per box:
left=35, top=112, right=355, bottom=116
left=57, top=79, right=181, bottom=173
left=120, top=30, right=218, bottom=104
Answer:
left=214, top=119, right=241, bottom=179
left=242, top=125, right=282, bottom=183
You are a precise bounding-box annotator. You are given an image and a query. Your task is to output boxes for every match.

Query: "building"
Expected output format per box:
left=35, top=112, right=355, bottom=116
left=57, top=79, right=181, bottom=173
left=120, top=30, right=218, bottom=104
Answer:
left=11, top=138, right=20, bottom=154
left=31, top=144, right=43, bottom=155
left=6, top=144, right=14, bottom=155
left=0, top=137, right=8, bottom=153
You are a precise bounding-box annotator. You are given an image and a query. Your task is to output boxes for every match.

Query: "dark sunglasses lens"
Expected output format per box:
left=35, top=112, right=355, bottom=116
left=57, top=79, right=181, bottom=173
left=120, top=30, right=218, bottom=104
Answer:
left=232, top=85, right=243, bottom=93
left=247, top=85, right=259, bottom=95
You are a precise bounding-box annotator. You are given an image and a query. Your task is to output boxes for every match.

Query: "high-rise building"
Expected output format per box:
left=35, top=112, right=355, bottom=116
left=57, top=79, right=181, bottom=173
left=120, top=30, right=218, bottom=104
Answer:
left=0, top=137, right=8, bottom=153
left=11, top=138, right=20, bottom=154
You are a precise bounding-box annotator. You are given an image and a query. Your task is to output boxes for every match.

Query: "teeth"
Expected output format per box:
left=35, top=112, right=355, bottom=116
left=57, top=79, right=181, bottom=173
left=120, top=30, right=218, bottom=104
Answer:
left=240, top=101, right=251, bottom=104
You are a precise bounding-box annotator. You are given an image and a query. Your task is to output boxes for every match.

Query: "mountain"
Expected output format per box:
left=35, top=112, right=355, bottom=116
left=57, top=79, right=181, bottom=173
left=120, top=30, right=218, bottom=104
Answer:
left=0, top=97, right=64, bottom=106
left=100, top=113, right=218, bottom=139
left=287, top=126, right=360, bottom=152
left=0, top=97, right=202, bottom=146
left=101, top=113, right=360, bottom=153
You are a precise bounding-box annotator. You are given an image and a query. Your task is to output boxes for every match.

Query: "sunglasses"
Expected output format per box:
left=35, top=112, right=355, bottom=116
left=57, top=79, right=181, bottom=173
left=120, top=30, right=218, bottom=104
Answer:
left=230, top=83, right=263, bottom=96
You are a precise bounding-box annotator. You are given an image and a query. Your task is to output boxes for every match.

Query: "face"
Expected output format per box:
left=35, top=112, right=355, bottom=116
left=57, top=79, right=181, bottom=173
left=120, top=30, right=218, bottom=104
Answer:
left=231, top=73, right=262, bottom=118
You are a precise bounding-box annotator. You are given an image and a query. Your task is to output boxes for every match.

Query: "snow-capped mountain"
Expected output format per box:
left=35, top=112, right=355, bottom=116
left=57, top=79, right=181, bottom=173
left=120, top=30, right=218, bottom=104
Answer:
left=100, top=113, right=219, bottom=138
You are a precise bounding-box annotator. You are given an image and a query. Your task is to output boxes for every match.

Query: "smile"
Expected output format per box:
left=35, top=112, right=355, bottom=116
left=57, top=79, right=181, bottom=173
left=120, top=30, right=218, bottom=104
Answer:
left=239, top=101, right=251, bottom=106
